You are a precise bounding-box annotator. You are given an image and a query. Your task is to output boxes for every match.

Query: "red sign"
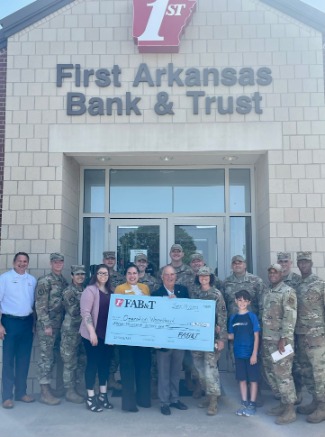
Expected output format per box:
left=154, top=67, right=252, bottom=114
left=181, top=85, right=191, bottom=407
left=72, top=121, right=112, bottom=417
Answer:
left=133, top=0, right=197, bottom=53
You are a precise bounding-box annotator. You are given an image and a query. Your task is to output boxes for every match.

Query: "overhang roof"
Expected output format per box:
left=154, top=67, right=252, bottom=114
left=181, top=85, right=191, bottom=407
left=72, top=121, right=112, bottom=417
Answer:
left=0, top=0, right=324, bottom=50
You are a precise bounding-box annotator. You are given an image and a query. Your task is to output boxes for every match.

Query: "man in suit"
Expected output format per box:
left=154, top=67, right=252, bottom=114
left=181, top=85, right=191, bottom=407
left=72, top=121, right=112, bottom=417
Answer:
left=152, top=265, right=189, bottom=415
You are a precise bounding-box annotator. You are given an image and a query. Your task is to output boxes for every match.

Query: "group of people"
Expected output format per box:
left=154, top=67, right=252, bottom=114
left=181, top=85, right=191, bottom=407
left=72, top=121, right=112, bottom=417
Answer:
left=0, top=245, right=325, bottom=426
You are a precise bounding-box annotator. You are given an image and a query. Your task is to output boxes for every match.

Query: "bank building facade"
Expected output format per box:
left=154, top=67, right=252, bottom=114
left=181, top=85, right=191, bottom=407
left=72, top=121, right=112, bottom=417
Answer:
left=0, top=0, right=325, bottom=388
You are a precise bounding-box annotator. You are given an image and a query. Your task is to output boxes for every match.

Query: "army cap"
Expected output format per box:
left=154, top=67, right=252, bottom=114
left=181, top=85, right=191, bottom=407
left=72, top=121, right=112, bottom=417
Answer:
left=190, top=253, right=204, bottom=262
left=231, top=255, right=246, bottom=263
left=197, top=266, right=213, bottom=276
left=277, top=252, right=291, bottom=261
left=103, top=251, right=116, bottom=259
left=170, top=244, right=183, bottom=252
left=50, top=252, right=64, bottom=262
left=297, top=251, right=312, bottom=261
left=71, top=265, right=86, bottom=274
left=268, top=263, right=282, bottom=272
left=134, top=253, right=147, bottom=262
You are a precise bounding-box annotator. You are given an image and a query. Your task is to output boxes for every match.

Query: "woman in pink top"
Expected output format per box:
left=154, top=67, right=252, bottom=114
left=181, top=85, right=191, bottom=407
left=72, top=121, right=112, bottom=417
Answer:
left=80, top=264, right=114, bottom=413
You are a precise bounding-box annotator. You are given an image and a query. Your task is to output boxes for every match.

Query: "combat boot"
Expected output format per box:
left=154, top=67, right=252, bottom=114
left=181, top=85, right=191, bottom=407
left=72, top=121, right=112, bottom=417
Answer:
left=65, top=388, right=84, bottom=404
left=192, top=379, right=203, bottom=399
left=107, top=374, right=121, bottom=391
left=297, top=396, right=318, bottom=415
left=39, top=384, right=61, bottom=406
left=198, top=396, right=209, bottom=408
left=306, top=401, right=325, bottom=423
left=275, top=404, right=297, bottom=425
left=207, top=395, right=218, bottom=416
left=267, top=402, right=286, bottom=416
left=294, top=391, right=303, bottom=405
left=50, top=385, right=65, bottom=398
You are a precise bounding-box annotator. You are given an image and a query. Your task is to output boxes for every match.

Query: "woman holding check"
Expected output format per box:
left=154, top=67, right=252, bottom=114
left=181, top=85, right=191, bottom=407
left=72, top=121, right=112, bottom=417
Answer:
left=115, top=263, right=151, bottom=412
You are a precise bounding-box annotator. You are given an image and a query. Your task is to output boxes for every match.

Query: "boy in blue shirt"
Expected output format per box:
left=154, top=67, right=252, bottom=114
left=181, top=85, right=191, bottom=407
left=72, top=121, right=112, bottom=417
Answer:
left=228, top=290, right=260, bottom=416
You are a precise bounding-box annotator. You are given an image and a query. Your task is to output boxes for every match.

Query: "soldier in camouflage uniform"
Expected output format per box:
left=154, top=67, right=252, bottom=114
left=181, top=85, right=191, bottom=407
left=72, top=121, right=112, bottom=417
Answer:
left=35, top=253, right=68, bottom=405
left=158, top=244, right=195, bottom=291
left=262, top=264, right=297, bottom=424
left=192, top=266, right=227, bottom=416
left=295, top=251, right=325, bottom=424
left=277, top=252, right=303, bottom=405
left=60, top=265, right=86, bottom=404
left=222, top=255, right=266, bottom=320
left=103, top=251, right=124, bottom=291
left=135, top=253, right=159, bottom=293
left=102, top=251, right=124, bottom=391
left=189, top=253, right=222, bottom=298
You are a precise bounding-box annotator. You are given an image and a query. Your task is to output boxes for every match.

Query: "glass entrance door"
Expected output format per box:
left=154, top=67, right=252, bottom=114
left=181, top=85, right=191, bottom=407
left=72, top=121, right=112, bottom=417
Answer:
left=110, top=217, right=225, bottom=278
left=168, top=217, right=225, bottom=279
left=110, top=219, right=167, bottom=276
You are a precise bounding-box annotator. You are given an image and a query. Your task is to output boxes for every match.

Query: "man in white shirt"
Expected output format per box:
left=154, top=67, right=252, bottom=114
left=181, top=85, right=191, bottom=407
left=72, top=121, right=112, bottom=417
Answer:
left=0, top=252, right=36, bottom=409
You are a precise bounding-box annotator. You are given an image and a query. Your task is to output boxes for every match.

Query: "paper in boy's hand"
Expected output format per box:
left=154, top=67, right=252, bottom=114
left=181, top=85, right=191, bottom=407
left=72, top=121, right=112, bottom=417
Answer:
left=271, top=344, right=294, bottom=363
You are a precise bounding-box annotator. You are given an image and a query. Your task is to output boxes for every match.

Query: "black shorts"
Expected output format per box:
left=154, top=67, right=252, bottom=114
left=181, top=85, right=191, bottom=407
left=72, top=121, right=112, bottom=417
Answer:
left=235, top=358, right=260, bottom=383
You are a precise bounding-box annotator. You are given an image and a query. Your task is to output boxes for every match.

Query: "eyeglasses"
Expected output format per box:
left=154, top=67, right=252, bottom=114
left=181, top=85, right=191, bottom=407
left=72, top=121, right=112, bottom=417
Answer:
left=74, top=273, right=85, bottom=276
left=97, top=272, right=109, bottom=276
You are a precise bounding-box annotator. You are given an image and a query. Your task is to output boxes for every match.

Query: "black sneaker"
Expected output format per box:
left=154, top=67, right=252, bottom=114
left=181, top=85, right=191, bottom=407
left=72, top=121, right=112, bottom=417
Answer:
left=161, top=404, right=171, bottom=415
left=170, top=400, right=188, bottom=410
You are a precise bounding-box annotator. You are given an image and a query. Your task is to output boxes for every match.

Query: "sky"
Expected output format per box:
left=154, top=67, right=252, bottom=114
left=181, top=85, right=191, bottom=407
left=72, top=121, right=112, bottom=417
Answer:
left=1, top=0, right=325, bottom=19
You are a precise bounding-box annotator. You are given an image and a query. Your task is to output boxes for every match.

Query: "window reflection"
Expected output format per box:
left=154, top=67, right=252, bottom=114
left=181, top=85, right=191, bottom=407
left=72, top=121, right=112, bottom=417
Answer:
left=229, top=169, right=251, bottom=213
left=110, top=169, right=225, bottom=213
left=82, top=217, right=105, bottom=271
left=84, top=170, right=105, bottom=213
left=230, top=217, right=252, bottom=272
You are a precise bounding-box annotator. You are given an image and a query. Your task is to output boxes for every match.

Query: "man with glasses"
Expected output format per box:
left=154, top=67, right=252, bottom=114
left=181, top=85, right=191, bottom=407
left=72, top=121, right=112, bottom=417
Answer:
left=36, top=253, right=68, bottom=405
left=60, top=265, right=86, bottom=404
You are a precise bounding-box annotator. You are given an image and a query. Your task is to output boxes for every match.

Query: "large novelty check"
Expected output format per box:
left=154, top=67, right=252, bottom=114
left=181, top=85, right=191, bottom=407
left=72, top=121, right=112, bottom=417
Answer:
left=105, top=295, right=216, bottom=352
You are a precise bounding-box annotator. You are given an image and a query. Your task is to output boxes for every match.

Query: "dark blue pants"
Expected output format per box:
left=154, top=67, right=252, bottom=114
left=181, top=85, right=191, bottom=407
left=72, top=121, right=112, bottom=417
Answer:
left=1, top=314, right=34, bottom=401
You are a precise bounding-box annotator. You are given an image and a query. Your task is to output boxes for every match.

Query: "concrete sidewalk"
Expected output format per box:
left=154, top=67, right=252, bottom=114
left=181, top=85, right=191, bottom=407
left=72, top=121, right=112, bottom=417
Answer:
left=0, top=373, right=323, bottom=437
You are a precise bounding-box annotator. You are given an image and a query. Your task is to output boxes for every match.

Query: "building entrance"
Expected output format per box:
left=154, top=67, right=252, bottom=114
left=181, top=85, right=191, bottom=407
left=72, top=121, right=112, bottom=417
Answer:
left=110, top=217, right=225, bottom=278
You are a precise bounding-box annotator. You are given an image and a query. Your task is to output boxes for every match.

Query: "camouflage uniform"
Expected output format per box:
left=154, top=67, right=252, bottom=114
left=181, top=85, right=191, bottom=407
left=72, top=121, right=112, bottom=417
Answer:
left=262, top=281, right=297, bottom=404
left=222, top=272, right=266, bottom=320
left=60, top=283, right=85, bottom=389
left=109, top=270, right=124, bottom=291
left=191, top=275, right=223, bottom=299
left=139, top=273, right=159, bottom=293
left=192, top=287, right=227, bottom=397
left=282, top=271, right=303, bottom=396
left=36, top=272, right=68, bottom=384
left=295, top=273, right=325, bottom=403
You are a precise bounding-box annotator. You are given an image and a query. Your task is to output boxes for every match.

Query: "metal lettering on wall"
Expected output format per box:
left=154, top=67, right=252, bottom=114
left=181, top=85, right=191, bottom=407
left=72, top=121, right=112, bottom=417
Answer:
left=56, top=63, right=273, bottom=116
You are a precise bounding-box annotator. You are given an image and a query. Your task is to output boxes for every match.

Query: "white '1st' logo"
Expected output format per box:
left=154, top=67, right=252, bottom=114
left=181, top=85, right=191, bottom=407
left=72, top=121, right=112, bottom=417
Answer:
left=138, top=0, right=186, bottom=42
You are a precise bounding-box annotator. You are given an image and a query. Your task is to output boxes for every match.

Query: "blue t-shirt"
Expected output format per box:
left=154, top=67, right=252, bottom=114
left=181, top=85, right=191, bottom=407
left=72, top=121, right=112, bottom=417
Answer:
left=228, top=312, right=260, bottom=359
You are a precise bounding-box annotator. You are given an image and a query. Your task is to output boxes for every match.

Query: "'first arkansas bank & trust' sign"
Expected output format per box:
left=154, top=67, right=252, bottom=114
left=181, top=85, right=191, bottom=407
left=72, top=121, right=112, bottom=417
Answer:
left=55, top=0, right=273, bottom=117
